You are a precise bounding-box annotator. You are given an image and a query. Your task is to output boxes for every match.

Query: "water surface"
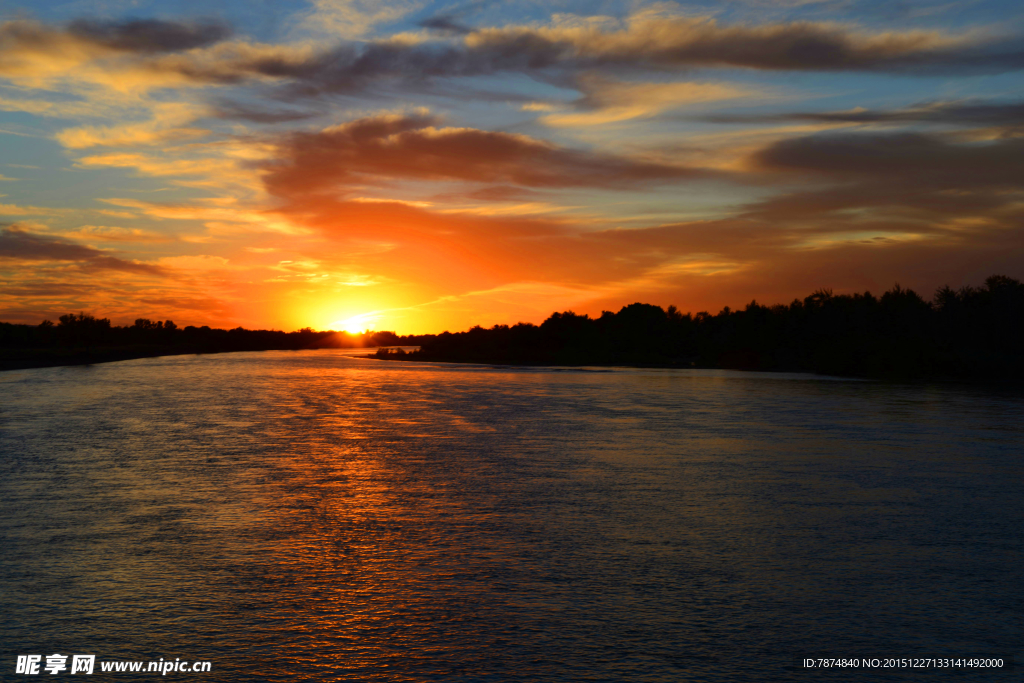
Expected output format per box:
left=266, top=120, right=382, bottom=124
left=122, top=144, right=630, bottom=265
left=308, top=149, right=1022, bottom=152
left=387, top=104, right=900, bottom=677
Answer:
left=1, top=351, right=1022, bottom=680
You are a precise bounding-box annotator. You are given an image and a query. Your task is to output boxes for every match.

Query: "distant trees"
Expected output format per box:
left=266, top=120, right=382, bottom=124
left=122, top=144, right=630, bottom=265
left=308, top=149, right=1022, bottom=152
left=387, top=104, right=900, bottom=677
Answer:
left=379, top=275, right=1024, bottom=382
left=0, top=315, right=413, bottom=358
left=56, top=312, right=112, bottom=347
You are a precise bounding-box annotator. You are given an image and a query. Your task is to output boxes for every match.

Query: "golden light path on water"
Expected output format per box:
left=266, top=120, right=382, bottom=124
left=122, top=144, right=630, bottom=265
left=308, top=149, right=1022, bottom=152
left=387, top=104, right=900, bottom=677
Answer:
left=1, top=351, right=1022, bottom=681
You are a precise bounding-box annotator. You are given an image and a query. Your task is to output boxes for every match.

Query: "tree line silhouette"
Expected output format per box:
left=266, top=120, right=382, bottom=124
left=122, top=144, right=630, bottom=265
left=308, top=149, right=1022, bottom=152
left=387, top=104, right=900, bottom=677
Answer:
left=0, top=315, right=418, bottom=370
left=2, top=274, right=1020, bottom=379
left=375, top=275, right=1024, bottom=382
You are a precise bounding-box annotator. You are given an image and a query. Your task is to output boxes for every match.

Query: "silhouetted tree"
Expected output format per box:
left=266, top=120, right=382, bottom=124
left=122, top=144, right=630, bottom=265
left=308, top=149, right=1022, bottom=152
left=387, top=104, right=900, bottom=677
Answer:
left=378, top=276, right=1023, bottom=382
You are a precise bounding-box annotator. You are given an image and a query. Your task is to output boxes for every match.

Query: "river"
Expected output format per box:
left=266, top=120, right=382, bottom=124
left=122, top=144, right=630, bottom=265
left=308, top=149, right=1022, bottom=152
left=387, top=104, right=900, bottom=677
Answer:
left=1, top=350, right=1021, bottom=680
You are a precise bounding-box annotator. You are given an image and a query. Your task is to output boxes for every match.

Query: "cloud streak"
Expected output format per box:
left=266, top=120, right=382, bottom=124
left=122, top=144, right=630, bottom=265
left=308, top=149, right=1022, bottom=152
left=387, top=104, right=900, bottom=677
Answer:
left=162, top=15, right=1024, bottom=98
left=0, top=18, right=231, bottom=77
left=66, top=18, right=231, bottom=53
left=706, top=99, right=1024, bottom=128
left=0, top=226, right=166, bottom=275
left=536, top=75, right=751, bottom=127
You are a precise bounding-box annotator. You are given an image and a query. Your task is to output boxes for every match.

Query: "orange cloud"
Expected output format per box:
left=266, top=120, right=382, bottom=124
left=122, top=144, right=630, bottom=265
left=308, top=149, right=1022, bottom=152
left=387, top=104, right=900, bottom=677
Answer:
left=59, top=225, right=172, bottom=243
left=465, top=15, right=967, bottom=72
left=263, top=113, right=713, bottom=200
left=0, top=18, right=230, bottom=86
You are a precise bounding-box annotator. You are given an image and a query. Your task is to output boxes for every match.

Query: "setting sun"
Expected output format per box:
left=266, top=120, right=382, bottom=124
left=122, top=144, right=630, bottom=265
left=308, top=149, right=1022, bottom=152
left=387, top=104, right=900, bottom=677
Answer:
left=331, top=313, right=382, bottom=334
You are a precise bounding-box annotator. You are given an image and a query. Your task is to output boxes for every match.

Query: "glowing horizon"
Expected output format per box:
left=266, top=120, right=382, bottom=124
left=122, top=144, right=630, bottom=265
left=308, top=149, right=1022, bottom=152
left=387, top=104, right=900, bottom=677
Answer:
left=1, top=1, right=1023, bottom=334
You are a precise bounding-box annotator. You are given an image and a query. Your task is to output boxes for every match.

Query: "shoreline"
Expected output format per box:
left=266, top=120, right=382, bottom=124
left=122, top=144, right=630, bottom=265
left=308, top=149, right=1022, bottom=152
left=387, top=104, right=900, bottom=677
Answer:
left=0, top=346, right=375, bottom=372
left=0, top=347, right=200, bottom=372
left=372, top=350, right=1024, bottom=387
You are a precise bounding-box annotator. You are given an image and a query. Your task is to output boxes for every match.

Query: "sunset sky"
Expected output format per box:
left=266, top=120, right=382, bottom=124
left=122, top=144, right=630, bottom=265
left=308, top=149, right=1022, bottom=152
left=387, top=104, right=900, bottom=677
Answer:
left=1, top=0, right=1022, bottom=333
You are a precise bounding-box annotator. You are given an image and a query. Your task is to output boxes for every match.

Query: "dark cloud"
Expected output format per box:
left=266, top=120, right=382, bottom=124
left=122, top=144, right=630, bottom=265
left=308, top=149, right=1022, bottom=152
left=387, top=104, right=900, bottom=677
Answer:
left=417, top=15, right=473, bottom=36
left=176, top=41, right=485, bottom=94
left=0, top=20, right=71, bottom=53
left=426, top=185, right=544, bottom=203
left=608, top=22, right=1023, bottom=74
left=67, top=18, right=231, bottom=53
left=139, top=296, right=225, bottom=311
left=211, top=101, right=321, bottom=123
left=464, top=185, right=543, bottom=202
left=1, top=284, right=90, bottom=297
left=706, top=100, right=1024, bottom=127
left=416, top=0, right=493, bottom=36
left=753, top=132, right=1024, bottom=185
left=147, top=18, right=1024, bottom=100
left=741, top=132, right=1024, bottom=227
left=0, top=227, right=165, bottom=275
left=263, top=113, right=711, bottom=199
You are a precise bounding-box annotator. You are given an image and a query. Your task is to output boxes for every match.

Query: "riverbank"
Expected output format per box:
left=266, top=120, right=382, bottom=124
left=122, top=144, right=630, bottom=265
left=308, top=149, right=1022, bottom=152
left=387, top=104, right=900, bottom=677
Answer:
left=372, top=347, right=1024, bottom=386
left=0, top=346, right=255, bottom=372
left=0, top=345, right=378, bottom=372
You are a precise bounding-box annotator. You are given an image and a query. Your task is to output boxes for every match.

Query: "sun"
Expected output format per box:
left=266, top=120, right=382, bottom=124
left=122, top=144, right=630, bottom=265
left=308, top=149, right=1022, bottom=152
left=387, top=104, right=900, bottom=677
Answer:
left=330, top=312, right=380, bottom=334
